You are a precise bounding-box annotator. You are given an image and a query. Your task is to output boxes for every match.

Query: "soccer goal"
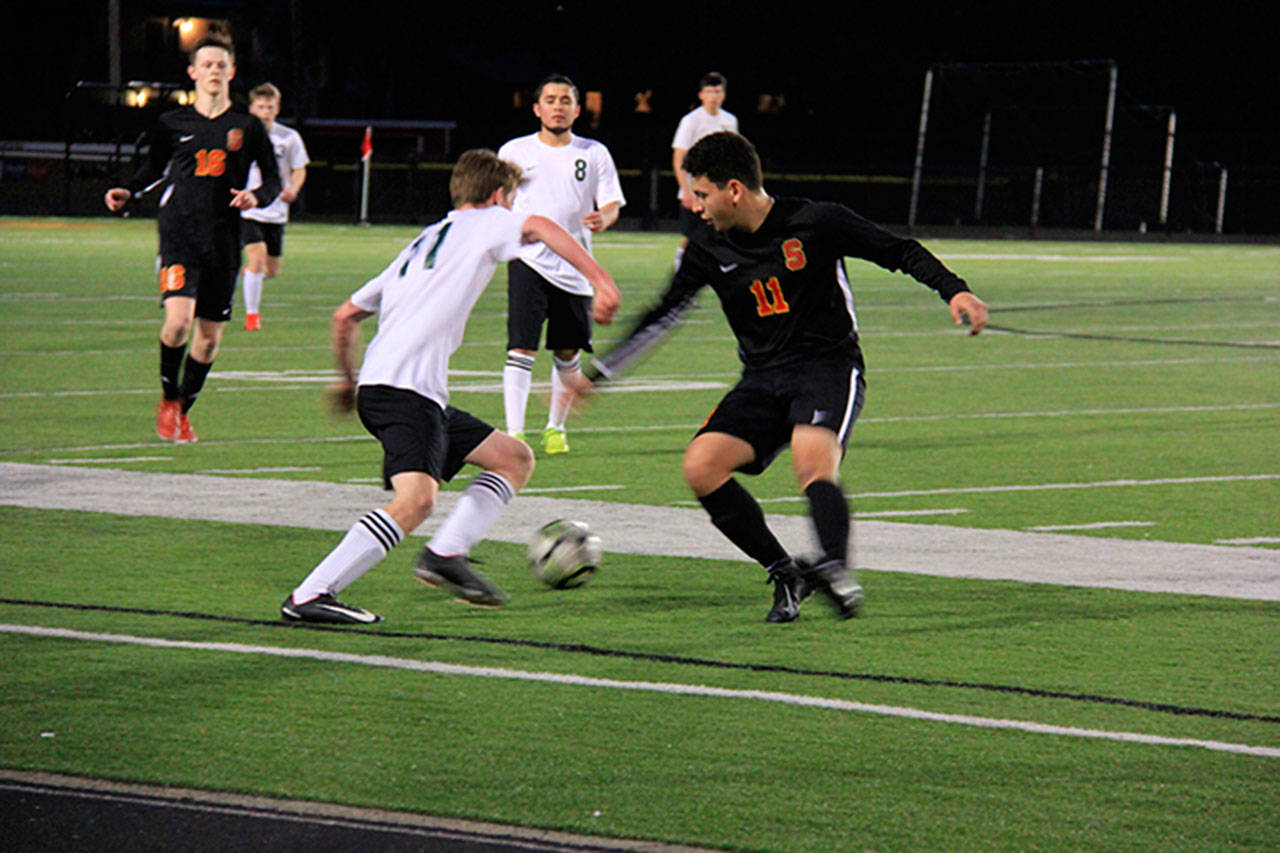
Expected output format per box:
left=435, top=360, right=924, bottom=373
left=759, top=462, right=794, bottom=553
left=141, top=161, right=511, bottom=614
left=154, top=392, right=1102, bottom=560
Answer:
left=907, top=60, right=1142, bottom=231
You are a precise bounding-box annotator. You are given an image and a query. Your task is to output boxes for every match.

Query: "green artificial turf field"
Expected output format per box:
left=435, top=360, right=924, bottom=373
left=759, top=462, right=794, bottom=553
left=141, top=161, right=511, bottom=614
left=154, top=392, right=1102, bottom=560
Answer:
left=1, top=217, right=1277, bottom=849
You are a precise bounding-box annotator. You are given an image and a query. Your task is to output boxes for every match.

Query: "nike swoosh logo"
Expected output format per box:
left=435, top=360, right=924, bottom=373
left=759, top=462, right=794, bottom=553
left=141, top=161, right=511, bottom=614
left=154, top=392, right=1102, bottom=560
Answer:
left=179, top=135, right=195, bottom=142
left=719, top=263, right=739, bottom=273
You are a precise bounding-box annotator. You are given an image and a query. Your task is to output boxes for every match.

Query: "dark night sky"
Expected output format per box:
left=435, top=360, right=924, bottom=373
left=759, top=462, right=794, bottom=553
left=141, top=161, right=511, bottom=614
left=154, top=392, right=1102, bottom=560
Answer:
left=3, top=1, right=1277, bottom=228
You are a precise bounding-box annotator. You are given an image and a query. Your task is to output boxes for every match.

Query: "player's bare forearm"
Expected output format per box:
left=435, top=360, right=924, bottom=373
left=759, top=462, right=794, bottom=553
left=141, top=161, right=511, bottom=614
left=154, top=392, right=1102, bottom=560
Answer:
left=330, top=300, right=370, bottom=384
left=949, top=291, right=989, bottom=335
left=521, top=215, right=620, bottom=322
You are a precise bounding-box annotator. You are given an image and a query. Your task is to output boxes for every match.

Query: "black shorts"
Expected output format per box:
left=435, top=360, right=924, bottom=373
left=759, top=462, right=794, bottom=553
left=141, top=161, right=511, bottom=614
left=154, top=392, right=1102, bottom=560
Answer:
left=506, top=260, right=594, bottom=352
left=356, top=384, right=495, bottom=488
left=241, top=220, right=284, bottom=256
left=157, top=222, right=241, bottom=322
left=696, top=352, right=866, bottom=476
left=678, top=205, right=703, bottom=237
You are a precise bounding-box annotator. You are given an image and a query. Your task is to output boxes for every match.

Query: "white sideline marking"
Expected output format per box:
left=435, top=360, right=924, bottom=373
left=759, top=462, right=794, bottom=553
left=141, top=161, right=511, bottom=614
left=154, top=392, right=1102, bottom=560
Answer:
left=1217, top=537, right=1280, bottom=546
left=758, top=473, right=1280, bottom=502
left=3, top=623, right=1275, bottom=759
left=1026, top=521, right=1156, bottom=532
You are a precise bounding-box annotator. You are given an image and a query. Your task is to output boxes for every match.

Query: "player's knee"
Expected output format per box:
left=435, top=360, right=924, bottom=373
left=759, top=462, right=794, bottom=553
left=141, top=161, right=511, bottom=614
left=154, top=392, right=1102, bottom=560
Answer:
left=681, top=449, right=721, bottom=493
left=505, top=440, right=536, bottom=489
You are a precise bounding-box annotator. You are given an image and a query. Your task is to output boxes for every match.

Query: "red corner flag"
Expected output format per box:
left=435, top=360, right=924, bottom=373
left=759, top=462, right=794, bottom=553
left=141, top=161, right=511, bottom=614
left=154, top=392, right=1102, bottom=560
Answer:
left=360, top=126, right=373, bottom=161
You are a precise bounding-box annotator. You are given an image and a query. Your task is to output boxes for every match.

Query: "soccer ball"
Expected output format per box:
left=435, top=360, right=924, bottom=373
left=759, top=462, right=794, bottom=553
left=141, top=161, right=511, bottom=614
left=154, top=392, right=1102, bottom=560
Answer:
left=528, top=519, right=602, bottom=589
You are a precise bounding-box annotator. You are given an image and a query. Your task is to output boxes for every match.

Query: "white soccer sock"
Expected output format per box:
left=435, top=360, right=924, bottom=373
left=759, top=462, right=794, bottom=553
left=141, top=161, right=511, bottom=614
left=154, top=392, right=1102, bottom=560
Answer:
left=242, top=269, right=265, bottom=315
left=291, top=509, right=403, bottom=602
left=547, top=354, right=581, bottom=431
left=503, top=350, right=535, bottom=435
left=427, top=472, right=516, bottom=557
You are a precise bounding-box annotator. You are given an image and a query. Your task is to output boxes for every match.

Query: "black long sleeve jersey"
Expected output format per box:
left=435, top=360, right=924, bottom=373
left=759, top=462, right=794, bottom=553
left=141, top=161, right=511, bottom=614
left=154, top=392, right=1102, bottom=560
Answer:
left=591, top=197, right=971, bottom=380
left=126, top=106, right=281, bottom=250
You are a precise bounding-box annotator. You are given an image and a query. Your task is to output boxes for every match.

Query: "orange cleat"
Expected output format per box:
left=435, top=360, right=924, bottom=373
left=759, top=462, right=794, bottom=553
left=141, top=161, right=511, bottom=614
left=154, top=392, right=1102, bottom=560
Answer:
left=156, top=398, right=180, bottom=441
left=174, top=413, right=198, bottom=444
left=244, top=312, right=261, bottom=331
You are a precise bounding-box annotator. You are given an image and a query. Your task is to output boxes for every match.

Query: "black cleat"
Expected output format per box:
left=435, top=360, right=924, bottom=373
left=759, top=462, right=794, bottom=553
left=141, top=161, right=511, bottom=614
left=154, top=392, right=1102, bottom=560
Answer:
left=412, top=549, right=507, bottom=607
left=799, top=558, right=864, bottom=619
left=281, top=593, right=382, bottom=624
left=765, top=559, right=810, bottom=623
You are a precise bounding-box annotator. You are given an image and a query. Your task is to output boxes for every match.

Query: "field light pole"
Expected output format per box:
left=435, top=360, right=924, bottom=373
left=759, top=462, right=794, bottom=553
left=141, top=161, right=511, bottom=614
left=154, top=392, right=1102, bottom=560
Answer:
left=1158, top=109, right=1177, bottom=227
left=1093, top=61, right=1118, bottom=232
left=1216, top=165, right=1228, bottom=234
left=907, top=67, right=934, bottom=229
left=974, top=111, right=991, bottom=222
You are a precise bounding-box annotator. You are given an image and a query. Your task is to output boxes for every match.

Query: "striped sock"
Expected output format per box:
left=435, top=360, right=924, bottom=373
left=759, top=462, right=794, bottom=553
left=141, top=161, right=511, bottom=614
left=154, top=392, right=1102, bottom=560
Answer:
left=503, top=350, right=535, bottom=435
left=427, top=472, right=516, bottom=557
left=292, top=509, right=403, bottom=602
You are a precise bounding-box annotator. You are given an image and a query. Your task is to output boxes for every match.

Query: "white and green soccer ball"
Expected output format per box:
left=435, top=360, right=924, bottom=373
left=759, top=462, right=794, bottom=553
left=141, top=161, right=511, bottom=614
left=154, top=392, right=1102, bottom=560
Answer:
left=528, top=519, right=602, bottom=589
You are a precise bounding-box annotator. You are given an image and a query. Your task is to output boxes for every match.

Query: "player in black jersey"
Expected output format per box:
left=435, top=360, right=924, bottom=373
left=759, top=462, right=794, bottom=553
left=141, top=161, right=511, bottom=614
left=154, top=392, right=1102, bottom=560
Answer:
left=573, top=131, right=988, bottom=622
left=105, top=35, right=280, bottom=444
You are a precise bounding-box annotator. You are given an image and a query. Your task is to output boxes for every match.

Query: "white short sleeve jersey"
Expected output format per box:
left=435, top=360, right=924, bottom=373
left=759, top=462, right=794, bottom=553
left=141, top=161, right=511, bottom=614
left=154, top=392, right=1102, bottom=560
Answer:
left=351, top=206, right=525, bottom=408
left=243, top=123, right=310, bottom=224
left=497, top=133, right=625, bottom=295
left=672, top=107, right=739, bottom=199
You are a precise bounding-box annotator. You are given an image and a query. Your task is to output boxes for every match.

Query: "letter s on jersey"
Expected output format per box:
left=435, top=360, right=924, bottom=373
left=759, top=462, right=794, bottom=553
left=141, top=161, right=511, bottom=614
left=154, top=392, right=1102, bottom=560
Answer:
left=782, top=238, right=806, bottom=271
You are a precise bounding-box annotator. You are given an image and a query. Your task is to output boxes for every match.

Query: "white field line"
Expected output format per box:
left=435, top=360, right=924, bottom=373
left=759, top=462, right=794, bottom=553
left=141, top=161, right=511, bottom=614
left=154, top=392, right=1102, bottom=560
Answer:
left=1217, top=537, right=1280, bottom=546
left=758, top=473, right=1280, bottom=502
left=14, top=402, right=1277, bottom=457
left=3, top=623, right=1275, bottom=759
left=1026, top=521, right=1156, bottom=532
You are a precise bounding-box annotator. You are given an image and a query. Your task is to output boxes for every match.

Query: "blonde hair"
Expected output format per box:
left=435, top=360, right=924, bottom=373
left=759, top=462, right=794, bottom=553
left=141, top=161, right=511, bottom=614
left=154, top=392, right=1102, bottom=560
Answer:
left=249, top=82, right=281, bottom=103
left=449, top=149, right=524, bottom=207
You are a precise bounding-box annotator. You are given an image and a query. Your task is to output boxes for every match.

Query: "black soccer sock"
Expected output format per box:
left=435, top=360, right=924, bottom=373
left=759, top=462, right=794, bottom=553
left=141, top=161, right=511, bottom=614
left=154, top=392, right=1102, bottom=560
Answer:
left=178, top=355, right=213, bottom=413
left=697, top=478, right=789, bottom=568
left=805, top=479, right=850, bottom=565
left=160, top=342, right=186, bottom=401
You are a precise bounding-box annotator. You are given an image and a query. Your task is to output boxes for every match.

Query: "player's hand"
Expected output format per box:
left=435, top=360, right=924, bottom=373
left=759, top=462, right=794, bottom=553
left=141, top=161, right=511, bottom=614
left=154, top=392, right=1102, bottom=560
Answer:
left=590, top=279, right=621, bottom=324
left=280, top=187, right=298, bottom=204
left=104, top=187, right=131, bottom=212
left=680, top=194, right=698, bottom=211
left=229, top=189, right=259, bottom=210
left=949, top=291, right=988, bottom=335
left=583, top=211, right=607, bottom=232
left=326, top=380, right=356, bottom=415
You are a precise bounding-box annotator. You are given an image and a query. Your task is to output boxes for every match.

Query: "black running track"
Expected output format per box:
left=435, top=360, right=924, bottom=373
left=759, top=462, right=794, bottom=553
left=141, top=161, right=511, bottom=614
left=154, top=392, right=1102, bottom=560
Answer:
left=0, top=771, right=706, bottom=852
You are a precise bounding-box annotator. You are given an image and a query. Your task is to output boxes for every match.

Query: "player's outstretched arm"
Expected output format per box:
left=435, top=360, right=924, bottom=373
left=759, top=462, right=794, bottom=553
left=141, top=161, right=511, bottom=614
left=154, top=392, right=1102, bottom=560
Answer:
left=520, top=214, right=620, bottom=324
left=948, top=291, right=988, bottom=335
left=327, top=299, right=373, bottom=414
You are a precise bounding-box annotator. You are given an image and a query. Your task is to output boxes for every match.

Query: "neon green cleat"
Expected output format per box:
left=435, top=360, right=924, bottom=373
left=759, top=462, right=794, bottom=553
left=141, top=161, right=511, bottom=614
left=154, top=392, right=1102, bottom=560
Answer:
left=543, top=427, right=569, bottom=454
left=510, top=431, right=527, bottom=444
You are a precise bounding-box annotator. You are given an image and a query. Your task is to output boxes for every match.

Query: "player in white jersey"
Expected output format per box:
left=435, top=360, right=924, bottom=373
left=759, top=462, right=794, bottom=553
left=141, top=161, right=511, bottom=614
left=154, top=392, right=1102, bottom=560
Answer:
left=240, top=83, right=310, bottom=330
left=497, top=73, right=626, bottom=455
left=672, top=72, right=738, bottom=268
left=281, top=149, right=620, bottom=624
